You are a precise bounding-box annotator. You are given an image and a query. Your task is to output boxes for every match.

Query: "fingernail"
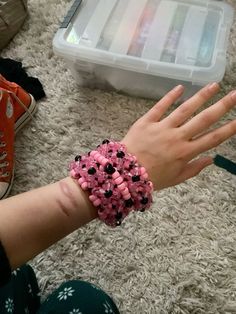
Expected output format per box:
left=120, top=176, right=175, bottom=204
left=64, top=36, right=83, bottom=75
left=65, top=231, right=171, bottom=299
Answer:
left=230, top=90, right=236, bottom=100
left=208, top=82, right=219, bottom=91
left=174, top=85, right=184, bottom=92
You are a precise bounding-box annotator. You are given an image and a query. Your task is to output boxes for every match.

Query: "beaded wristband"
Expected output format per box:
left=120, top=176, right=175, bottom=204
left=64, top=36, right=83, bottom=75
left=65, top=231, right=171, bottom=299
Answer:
left=70, top=140, right=153, bottom=227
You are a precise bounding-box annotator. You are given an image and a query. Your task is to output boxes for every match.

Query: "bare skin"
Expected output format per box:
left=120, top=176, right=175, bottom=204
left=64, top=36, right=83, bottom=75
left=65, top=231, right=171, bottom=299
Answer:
left=0, top=83, right=235, bottom=270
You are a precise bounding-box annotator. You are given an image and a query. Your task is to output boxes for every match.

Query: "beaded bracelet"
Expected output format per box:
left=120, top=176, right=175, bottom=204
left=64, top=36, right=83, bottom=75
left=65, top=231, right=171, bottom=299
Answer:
left=70, top=140, right=153, bottom=227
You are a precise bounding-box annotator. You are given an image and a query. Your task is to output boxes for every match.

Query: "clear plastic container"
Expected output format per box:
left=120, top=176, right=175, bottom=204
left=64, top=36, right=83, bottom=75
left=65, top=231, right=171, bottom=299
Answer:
left=53, top=0, right=234, bottom=99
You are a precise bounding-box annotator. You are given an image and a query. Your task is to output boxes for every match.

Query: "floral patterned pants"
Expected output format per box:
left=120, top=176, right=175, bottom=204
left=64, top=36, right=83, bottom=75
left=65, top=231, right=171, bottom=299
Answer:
left=0, top=265, right=120, bottom=314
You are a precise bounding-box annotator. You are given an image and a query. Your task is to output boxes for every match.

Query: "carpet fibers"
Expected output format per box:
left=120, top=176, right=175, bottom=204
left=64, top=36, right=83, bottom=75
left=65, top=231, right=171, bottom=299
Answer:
left=1, top=0, right=236, bottom=313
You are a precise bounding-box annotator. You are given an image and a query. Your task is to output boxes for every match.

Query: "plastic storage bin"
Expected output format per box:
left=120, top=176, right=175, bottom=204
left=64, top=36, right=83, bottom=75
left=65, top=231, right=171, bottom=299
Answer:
left=53, top=0, right=234, bottom=99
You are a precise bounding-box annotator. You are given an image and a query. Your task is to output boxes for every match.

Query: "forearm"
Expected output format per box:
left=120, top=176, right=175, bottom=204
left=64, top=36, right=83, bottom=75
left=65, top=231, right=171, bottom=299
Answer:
left=0, top=177, right=97, bottom=270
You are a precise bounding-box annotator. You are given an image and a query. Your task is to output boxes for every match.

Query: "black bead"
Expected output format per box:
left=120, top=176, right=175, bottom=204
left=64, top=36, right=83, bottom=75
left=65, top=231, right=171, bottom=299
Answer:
left=102, top=139, right=110, bottom=144
left=116, top=220, right=122, bottom=226
left=88, top=167, right=96, bottom=175
left=115, top=212, right=123, bottom=220
left=125, top=198, right=134, bottom=208
left=75, top=155, right=81, bottom=162
left=88, top=152, right=91, bottom=156
left=141, top=197, right=149, bottom=205
left=116, top=151, right=125, bottom=158
left=132, top=175, right=140, bottom=182
left=140, top=208, right=145, bottom=212
left=104, top=163, right=115, bottom=174
left=104, top=190, right=113, bottom=198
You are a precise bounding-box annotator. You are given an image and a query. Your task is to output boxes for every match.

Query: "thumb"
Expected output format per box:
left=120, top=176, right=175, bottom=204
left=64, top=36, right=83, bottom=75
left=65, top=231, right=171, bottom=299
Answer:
left=176, top=157, right=213, bottom=184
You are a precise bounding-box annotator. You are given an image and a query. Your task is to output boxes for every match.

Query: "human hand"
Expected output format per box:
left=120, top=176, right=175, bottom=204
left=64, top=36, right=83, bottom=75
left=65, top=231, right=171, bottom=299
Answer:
left=122, top=83, right=236, bottom=191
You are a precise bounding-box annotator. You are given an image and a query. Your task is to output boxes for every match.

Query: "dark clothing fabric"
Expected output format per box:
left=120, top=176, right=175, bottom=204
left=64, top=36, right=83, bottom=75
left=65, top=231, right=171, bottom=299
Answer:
left=0, top=58, right=46, bottom=101
left=0, top=265, right=120, bottom=314
left=0, top=241, right=11, bottom=286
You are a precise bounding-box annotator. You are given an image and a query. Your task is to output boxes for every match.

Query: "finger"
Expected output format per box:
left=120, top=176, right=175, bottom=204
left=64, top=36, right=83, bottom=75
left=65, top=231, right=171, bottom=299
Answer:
left=144, top=85, right=184, bottom=122
left=175, top=157, right=213, bottom=184
left=181, top=90, right=236, bottom=139
left=164, top=82, right=220, bottom=127
left=189, top=119, right=236, bottom=158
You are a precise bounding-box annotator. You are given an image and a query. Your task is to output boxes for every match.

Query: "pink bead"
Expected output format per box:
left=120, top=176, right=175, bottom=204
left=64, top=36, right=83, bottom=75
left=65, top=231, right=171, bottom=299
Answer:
left=94, top=152, right=100, bottom=160
left=123, top=193, right=131, bottom=200
left=98, top=211, right=107, bottom=219
left=98, top=177, right=104, bottom=183
left=121, top=187, right=129, bottom=196
left=143, top=172, right=148, bottom=179
left=101, top=158, right=108, bottom=166
left=70, top=169, right=77, bottom=177
left=89, top=195, right=97, bottom=202
left=124, top=160, right=130, bottom=167
left=149, top=181, right=154, bottom=192
left=81, top=182, right=88, bottom=190
left=112, top=171, right=120, bottom=179
left=78, top=177, right=85, bottom=185
left=115, top=176, right=123, bottom=185
left=140, top=167, right=146, bottom=175
left=90, top=151, right=97, bottom=157
left=93, top=199, right=101, bottom=207
left=117, top=183, right=126, bottom=191
left=98, top=156, right=104, bottom=164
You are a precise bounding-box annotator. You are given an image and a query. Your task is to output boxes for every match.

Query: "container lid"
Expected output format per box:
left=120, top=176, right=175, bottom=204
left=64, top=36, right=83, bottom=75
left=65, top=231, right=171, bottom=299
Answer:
left=53, top=0, right=234, bottom=84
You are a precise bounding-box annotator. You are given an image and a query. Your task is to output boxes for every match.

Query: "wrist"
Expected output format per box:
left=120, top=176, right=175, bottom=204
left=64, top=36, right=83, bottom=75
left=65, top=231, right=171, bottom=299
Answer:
left=70, top=140, right=153, bottom=227
left=60, top=177, right=98, bottom=228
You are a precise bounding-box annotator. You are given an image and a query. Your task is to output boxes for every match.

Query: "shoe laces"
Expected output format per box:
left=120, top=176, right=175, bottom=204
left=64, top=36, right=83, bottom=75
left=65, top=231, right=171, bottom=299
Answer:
left=8, top=90, right=34, bottom=121
left=0, top=131, right=9, bottom=178
left=0, top=90, right=34, bottom=178
left=0, top=88, right=35, bottom=121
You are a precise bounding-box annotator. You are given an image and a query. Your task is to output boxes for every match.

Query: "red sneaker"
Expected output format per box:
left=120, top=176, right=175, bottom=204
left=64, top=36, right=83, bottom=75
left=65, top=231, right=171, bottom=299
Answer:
left=0, top=74, right=37, bottom=133
left=0, top=89, right=15, bottom=199
left=0, top=75, right=38, bottom=199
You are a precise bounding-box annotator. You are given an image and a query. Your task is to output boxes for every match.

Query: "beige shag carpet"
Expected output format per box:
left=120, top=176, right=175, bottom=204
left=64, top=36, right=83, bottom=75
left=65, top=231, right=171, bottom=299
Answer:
left=1, top=0, right=236, bottom=313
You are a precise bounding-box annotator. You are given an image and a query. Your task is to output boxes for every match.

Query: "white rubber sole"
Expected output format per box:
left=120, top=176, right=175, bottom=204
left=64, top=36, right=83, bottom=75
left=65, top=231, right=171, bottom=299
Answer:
left=0, top=168, right=14, bottom=200
left=15, top=94, right=38, bottom=133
